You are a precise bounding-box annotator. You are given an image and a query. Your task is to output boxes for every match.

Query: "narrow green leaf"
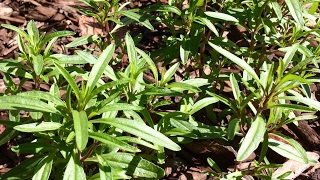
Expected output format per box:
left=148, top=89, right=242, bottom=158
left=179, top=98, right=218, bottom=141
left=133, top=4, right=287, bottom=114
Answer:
left=227, top=118, right=240, bottom=140
left=14, top=122, right=62, bottom=132
left=117, top=136, right=160, bottom=150
left=287, top=57, right=313, bottom=74
left=96, top=153, right=113, bottom=180
left=17, top=34, right=27, bottom=54
left=0, top=95, right=58, bottom=113
left=208, top=42, right=261, bottom=85
left=89, top=132, right=140, bottom=152
left=161, top=62, right=180, bottom=85
left=51, top=54, right=87, bottom=64
left=280, top=115, right=317, bottom=126
left=32, top=153, right=55, bottom=180
left=207, top=158, right=221, bottom=173
left=0, top=120, right=21, bottom=127
left=40, top=31, right=75, bottom=48
left=136, top=48, right=158, bottom=83
left=99, top=152, right=165, bottom=178
left=206, top=91, right=233, bottom=109
left=182, top=78, right=209, bottom=87
left=85, top=44, right=115, bottom=96
left=271, top=1, right=283, bottom=20
left=65, top=35, right=99, bottom=48
left=2, top=24, right=31, bottom=42
left=167, top=82, right=201, bottom=93
left=143, top=87, right=183, bottom=96
left=230, top=73, right=241, bottom=101
left=270, top=133, right=309, bottom=163
left=281, top=43, right=299, bottom=74
left=204, top=11, right=239, bottom=22
left=189, top=97, right=219, bottom=115
left=308, top=2, right=319, bottom=14
left=179, top=37, right=191, bottom=65
left=54, top=62, right=82, bottom=102
left=258, top=132, right=269, bottom=163
left=85, top=79, right=129, bottom=103
left=72, top=110, right=88, bottom=151
left=126, top=33, right=138, bottom=76
left=276, top=74, right=311, bottom=90
left=0, top=61, right=33, bottom=79
left=276, top=171, right=293, bottom=179
left=284, top=0, right=304, bottom=27
left=269, top=104, right=316, bottom=112
left=118, top=11, right=154, bottom=30
left=27, top=20, right=39, bottom=43
left=17, top=90, right=65, bottom=106
left=145, top=4, right=181, bottom=15
left=63, top=151, right=86, bottom=180
left=97, top=103, right=143, bottom=114
left=0, top=127, right=18, bottom=146
left=44, top=37, right=58, bottom=58
left=90, top=118, right=181, bottom=151
left=195, top=17, right=219, bottom=37
left=75, top=50, right=97, bottom=64
left=268, top=138, right=308, bottom=163
left=0, top=155, right=43, bottom=179
left=278, top=96, right=320, bottom=111
left=237, top=115, right=266, bottom=161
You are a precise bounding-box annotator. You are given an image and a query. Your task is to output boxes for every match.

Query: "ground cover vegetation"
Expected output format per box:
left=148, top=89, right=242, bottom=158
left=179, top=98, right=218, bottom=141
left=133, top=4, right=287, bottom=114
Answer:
left=0, top=0, right=320, bottom=179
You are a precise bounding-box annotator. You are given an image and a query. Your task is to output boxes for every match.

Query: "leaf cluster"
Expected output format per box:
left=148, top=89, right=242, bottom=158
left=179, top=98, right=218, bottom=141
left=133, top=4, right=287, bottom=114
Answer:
left=0, top=0, right=320, bottom=179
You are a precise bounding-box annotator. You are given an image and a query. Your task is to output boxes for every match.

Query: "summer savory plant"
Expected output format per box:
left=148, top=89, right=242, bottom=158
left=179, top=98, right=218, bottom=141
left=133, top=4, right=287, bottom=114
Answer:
left=0, top=0, right=320, bottom=179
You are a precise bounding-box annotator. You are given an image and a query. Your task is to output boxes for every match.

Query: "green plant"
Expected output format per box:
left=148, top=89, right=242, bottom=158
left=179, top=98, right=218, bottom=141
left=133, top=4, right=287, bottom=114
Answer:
left=0, top=42, right=182, bottom=179
left=0, top=20, right=74, bottom=91
left=0, top=0, right=320, bottom=179
left=66, top=0, right=154, bottom=51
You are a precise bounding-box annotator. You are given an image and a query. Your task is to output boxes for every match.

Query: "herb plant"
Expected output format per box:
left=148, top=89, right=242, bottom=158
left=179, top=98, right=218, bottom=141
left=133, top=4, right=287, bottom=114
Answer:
left=0, top=0, right=319, bottom=179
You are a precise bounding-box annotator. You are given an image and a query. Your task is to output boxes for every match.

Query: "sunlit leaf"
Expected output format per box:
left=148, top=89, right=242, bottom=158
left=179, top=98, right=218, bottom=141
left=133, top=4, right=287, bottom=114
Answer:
left=136, top=48, right=158, bottom=83
left=90, top=118, right=181, bottom=151
left=195, top=17, right=219, bottom=37
left=72, top=110, right=88, bottom=151
left=118, top=11, right=154, bottom=30
left=86, top=44, right=115, bottom=96
left=189, top=97, right=219, bottom=115
left=204, top=11, right=239, bottom=22
left=167, top=82, right=201, bottom=93
left=0, top=95, right=58, bottom=113
left=208, top=42, right=261, bottom=85
left=63, top=151, right=86, bottom=180
left=237, top=115, right=266, bottom=161
left=284, top=0, right=304, bottom=27
left=54, top=62, right=82, bottom=102
left=32, top=153, right=55, bottom=180
left=97, top=103, right=143, bottom=114
left=268, top=138, right=309, bottom=163
left=145, top=4, right=181, bottom=15
left=270, top=133, right=309, bottom=163
left=278, top=96, right=320, bottom=111
left=14, top=122, right=62, bottom=132
left=65, top=35, right=99, bottom=48
left=227, top=118, right=240, bottom=140
left=88, top=152, right=165, bottom=178
left=161, top=62, right=180, bottom=85
left=230, top=73, right=241, bottom=102
left=89, top=132, right=140, bottom=152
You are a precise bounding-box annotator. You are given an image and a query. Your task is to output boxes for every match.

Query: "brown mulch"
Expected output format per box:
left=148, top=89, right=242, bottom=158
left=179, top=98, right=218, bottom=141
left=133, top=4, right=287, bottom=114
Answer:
left=0, top=0, right=320, bottom=179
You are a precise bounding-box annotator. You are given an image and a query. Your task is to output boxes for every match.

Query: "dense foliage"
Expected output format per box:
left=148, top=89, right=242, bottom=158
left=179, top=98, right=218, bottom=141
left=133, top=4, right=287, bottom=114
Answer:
left=0, top=0, right=320, bottom=179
